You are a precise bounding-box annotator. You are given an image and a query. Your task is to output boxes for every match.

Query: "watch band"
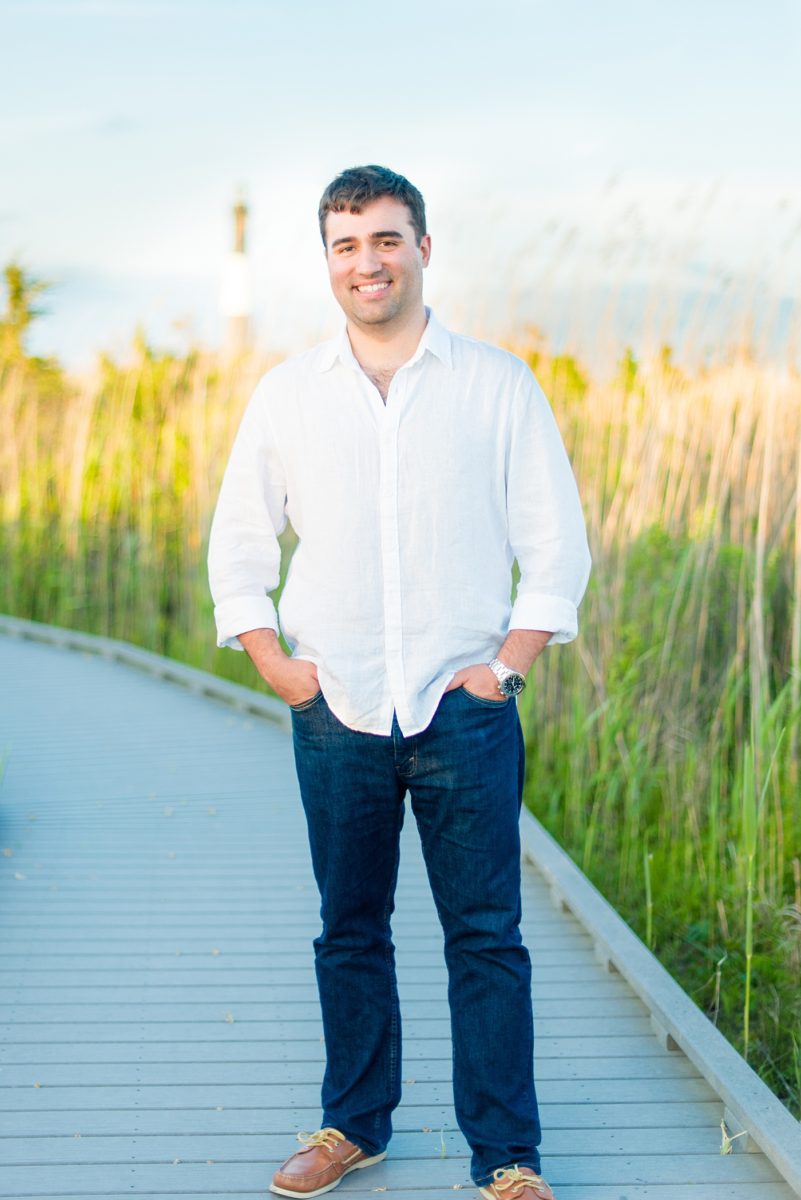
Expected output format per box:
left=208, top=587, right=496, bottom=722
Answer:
left=487, top=657, right=526, bottom=695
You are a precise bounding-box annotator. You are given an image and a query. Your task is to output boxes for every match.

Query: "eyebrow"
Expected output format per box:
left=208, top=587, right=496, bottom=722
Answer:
left=330, top=229, right=405, bottom=249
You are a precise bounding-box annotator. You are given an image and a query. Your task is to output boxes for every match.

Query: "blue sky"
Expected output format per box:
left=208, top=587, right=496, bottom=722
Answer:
left=2, top=0, right=800, bottom=370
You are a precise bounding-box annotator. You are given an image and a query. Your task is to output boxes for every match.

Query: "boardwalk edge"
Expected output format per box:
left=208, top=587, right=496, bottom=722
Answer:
left=519, top=808, right=801, bottom=1197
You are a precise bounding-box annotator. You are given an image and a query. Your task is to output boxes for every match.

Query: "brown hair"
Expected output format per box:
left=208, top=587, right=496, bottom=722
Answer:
left=318, top=164, right=427, bottom=247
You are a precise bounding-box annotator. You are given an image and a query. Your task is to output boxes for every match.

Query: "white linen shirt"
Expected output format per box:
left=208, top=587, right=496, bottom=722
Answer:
left=207, top=309, right=591, bottom=736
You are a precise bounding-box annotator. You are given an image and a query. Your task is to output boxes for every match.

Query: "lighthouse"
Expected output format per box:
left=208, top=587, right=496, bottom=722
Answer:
left=220, top=194, right=251, bottom=357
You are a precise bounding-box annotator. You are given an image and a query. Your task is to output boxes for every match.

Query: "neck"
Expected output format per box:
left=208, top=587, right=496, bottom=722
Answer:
left=347, top=304, right=428, bottom=373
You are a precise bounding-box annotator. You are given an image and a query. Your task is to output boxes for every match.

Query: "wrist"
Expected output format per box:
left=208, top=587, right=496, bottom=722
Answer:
left=239, top=628, right=289, bottom=686
left=497, top=629, right=552, bottom=675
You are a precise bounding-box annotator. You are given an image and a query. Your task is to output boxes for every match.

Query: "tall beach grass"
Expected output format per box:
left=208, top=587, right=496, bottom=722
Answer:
left=1, top=283, right=800, bottom=1115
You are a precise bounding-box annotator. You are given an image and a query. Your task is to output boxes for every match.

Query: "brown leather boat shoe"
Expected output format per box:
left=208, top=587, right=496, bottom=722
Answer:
left=270, top=1127, right=387, bottom=1197
left=478, top=1164, right=556, bottom=1199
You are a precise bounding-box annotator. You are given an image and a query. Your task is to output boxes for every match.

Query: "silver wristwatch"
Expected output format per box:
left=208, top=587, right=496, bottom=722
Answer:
left=487, top=657, right=526, bottom=697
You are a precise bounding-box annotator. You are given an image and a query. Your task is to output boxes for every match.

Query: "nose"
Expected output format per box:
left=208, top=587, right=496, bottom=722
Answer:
left=353, top=243, right=382, bottom=276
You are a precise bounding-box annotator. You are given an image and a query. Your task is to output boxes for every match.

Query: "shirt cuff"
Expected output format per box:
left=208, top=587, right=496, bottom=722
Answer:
left=509, top=591, right=579, bottom=645
left=214, top=595, right=280, bottom=650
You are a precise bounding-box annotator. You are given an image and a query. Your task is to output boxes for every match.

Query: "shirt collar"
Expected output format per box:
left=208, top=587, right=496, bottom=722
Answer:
left=315, top=306, right=453, bottom=374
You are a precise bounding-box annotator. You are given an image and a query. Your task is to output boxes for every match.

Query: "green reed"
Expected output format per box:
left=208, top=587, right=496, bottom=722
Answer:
left=506, top=340, right=801, bottom=1113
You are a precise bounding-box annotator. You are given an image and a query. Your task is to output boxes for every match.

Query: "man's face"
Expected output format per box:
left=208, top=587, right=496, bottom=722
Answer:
left=324, top=197, right=431, bottom=332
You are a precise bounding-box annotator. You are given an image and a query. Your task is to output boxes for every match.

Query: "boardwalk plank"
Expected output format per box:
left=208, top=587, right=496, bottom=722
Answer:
left=0, top=1190, right=792, bottom=1200
left=0, top=1058, right=703, bottom=1086
left=0, top=986, right=644, bottom=1009
left=0, top=1078, right=721, bottom=1109
left=0, top=1153, right=788, bottom=1193
left=0, top=1021, right=681, bottom=1051
left=0, top=1125, right=735, bottom=1163
left=0, top=1101, right=727, bottom=1136
left=0, top=1043, right=696, bottom=1085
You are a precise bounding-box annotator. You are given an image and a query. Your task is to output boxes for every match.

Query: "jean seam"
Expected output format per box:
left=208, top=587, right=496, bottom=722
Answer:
left=375, top=803, right=403, bottom=1143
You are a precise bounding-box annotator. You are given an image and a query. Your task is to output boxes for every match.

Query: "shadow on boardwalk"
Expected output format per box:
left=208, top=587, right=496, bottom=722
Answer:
left=0, top=625, right=797, bottom=1199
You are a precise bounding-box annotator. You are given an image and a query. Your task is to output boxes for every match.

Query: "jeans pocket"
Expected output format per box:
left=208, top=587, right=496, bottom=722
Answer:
left=289, top=690, right=324, bottom=712
left=460, top=685, right=510, bottom=708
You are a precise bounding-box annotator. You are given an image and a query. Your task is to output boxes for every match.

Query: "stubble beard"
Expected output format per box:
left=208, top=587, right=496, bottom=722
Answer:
left=345, top=284, right=403, bottom=329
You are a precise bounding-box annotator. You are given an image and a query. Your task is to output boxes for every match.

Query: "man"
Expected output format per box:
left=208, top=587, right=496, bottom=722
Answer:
left=208, top=165, right=591, bottom=1200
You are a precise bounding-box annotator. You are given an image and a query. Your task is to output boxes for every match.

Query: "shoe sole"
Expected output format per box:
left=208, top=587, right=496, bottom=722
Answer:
left=478, top=1181, right=552, bottom=1199
left=269, top=1150, right=387, bottom=1198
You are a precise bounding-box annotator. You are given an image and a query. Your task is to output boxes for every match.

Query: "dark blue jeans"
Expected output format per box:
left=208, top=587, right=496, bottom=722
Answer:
left=290, top=685, right=542, bottom=1186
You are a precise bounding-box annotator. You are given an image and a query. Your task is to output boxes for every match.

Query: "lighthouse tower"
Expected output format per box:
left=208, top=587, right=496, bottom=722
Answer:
left=220, top=194, right=251, bottom=357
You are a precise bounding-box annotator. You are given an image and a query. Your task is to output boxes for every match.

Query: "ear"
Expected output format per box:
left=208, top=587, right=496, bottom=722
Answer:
left=420, top=234, right=432, bottom=268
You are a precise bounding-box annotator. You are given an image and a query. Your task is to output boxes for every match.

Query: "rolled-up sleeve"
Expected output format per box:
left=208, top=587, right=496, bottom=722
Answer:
left=506, top=369, right=592, bottom=644
left=207, top=378, right=287, bottom=650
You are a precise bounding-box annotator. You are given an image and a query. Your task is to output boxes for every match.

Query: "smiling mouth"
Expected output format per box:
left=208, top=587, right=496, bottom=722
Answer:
left=354, top=281, right=391, bottom=294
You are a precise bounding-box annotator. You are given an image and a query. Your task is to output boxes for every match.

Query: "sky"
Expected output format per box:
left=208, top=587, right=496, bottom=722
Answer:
left=2, top=0, right=800, bottom=373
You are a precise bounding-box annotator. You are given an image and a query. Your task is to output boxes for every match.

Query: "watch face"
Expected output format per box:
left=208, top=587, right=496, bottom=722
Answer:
left=500, top=673, right=525, bottom=696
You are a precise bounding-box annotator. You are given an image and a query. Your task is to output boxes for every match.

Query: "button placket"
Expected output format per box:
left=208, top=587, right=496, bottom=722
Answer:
left=378, top=375, right=410, bottom=728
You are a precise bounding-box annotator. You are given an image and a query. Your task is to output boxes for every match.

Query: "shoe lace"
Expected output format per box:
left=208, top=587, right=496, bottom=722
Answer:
left=492, top=1165, right=545, bottom=1195
left=296, top=1128, right=345, bottom=1153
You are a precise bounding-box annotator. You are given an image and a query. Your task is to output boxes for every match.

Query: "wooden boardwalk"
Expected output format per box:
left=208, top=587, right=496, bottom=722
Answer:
left=0, top=625, right=798, bottom=1199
